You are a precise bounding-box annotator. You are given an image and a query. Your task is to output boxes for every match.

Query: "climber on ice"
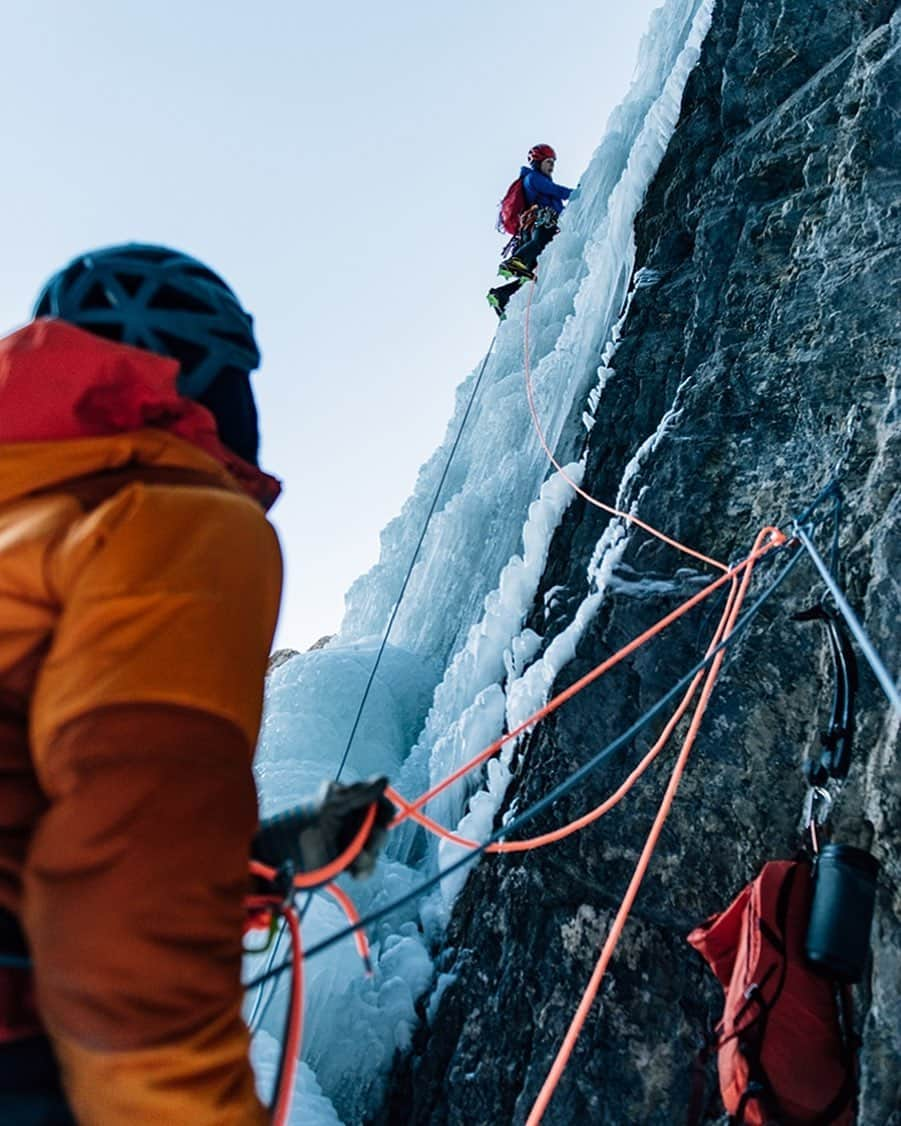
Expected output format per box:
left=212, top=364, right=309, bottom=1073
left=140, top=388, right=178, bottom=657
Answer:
left=487, top=143, right=574, bottom=318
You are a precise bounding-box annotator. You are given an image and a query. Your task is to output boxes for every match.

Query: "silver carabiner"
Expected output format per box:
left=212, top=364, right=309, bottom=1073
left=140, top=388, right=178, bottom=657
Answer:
left=801, top=785, right=833, bottom=853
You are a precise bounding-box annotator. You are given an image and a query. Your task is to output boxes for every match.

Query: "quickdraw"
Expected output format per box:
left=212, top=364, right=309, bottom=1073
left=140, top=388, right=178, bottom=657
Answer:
left=793, top=601, right=858, bottom=786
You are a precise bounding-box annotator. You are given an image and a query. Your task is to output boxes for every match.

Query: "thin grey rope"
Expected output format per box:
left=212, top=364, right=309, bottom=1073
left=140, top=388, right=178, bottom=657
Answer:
left=334, top=333, right=498, bottom=782
left=793, top=522, right=900, bottom=714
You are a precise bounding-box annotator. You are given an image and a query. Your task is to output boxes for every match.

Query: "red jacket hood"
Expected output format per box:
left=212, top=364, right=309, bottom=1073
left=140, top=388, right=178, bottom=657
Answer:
left=0, top=319, right=281, bottom=509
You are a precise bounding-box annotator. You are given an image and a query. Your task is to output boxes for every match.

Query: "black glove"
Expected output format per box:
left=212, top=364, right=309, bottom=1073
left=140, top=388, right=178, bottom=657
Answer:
left=252, top=776, right=394, bottom=880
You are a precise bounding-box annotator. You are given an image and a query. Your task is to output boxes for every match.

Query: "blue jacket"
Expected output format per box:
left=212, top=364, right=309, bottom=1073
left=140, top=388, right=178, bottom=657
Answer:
left=521, top=166, right=573, bottom=215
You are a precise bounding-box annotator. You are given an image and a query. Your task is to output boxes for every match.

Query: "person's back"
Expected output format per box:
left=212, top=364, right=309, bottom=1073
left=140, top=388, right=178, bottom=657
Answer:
left=0, top=245, right=282, bottom=1124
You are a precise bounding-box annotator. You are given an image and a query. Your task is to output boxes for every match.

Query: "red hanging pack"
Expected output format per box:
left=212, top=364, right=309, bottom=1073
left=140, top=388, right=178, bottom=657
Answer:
left=687, top=861, right=857, bottom=1125
left=496, top=176, right=527, bottom=234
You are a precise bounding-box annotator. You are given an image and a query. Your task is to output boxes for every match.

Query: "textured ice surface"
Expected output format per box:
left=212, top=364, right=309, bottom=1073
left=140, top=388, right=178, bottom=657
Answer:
left=254, top=640, right=437, bottom=816
left=251, top=1036, right=343, bottom=1126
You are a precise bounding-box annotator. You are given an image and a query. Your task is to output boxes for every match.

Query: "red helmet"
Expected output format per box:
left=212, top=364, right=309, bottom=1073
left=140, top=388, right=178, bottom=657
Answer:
left=528, top=144, right=556, bottom=165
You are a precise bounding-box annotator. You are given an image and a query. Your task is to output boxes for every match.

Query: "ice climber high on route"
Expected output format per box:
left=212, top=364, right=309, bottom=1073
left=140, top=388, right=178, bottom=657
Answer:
left=488, top=144, right=574, bottom=318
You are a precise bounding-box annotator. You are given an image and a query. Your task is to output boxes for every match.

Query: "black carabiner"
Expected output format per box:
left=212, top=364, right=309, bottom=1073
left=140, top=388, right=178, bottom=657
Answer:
left=792, top=602, right=858, bottom=785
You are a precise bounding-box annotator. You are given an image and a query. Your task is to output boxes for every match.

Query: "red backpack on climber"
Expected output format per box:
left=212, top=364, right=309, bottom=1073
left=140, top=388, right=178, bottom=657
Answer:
left=487, top=144, right=575, bottom=318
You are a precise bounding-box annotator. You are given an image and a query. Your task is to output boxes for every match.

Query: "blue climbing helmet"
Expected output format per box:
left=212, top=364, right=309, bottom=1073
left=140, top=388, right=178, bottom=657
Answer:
left=32, top=243, right=261, bottom=400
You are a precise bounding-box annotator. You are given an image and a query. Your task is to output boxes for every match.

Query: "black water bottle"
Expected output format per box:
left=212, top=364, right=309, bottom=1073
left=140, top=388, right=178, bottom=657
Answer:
left=805, top=844, right=879, bottom=982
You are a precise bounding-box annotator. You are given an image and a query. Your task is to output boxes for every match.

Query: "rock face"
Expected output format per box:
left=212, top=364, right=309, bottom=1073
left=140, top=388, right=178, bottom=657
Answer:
left=384, top=1, right=899, bottom=1123
left=267, top=648, right=300, bottom=672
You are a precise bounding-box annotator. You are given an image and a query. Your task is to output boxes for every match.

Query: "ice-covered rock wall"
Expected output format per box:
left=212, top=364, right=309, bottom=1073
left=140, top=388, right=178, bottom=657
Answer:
left=389, top=1, right=900, bottom=1122
left=252, top=0, right=899, bottom=1122
left=251, top=1, right=719, bottom=1120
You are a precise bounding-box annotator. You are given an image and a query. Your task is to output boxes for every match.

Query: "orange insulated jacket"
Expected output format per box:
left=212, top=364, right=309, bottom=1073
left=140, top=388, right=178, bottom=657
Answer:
left=0, top=320, right=283, bottom=1124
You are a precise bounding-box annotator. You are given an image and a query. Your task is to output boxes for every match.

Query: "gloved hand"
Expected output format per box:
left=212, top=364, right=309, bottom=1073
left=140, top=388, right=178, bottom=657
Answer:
left=252, top=776, right=394, bottom=880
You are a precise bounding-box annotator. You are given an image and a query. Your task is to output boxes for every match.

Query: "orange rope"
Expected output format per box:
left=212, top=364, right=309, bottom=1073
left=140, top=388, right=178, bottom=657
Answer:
left=324, top=882, right=373, bottom=974
left=386, top=574, right=741, bottom=854
left=524, top=526, right=777, bottom=1125
left=292, top=804, right=376, bottom=888
left=245, top=894, right=284, bottom=911
left=388, top=531, right=783, bottom=826
left=522, top=277, right=727, bottom=573
left=271, top=904, right=304, bottom=1126
left=249, top=804, right=378, bottom=890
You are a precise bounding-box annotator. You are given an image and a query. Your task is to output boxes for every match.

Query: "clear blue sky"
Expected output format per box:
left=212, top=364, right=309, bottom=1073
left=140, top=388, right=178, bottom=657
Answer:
left=0, top=0, right=660, bottom=650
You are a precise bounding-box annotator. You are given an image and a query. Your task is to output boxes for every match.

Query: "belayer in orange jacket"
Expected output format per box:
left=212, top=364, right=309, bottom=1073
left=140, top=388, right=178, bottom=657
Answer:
left=0, top=244, right=388, bottom=1124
